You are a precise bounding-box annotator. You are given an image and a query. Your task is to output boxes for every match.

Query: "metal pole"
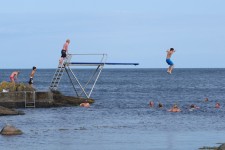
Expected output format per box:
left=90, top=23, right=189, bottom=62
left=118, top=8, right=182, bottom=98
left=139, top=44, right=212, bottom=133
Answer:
left=67, top=66, right=89, bottom=98
left=79, top=65, right=101, bottom=96
left=88, top=65, right=104, bottom=98
left=65, top=67, right=79, bottom=97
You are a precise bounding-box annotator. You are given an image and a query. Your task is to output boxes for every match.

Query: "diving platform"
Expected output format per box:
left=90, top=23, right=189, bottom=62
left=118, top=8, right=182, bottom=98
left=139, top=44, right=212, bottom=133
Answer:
left=68, top=62, right=139, bottom=66
left=49, top=53, right=139, bottom=99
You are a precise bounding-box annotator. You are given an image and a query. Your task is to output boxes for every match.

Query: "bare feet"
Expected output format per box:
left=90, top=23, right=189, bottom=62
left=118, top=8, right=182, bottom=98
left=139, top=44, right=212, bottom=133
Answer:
left=167, top=71, right=171, bottom=74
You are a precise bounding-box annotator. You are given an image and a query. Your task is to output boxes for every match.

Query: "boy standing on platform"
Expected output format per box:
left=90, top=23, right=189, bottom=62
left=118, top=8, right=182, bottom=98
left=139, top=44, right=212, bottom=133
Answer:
left=59, top=39, right=70, bottom=65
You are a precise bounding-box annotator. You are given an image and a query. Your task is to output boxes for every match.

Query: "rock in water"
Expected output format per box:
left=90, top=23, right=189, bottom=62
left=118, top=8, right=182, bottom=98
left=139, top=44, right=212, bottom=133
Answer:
left=218, top=144, right=225, bottom=150
left=0, top=106, right=25, bottom=116
left=0, top=125, right=23, bottom=135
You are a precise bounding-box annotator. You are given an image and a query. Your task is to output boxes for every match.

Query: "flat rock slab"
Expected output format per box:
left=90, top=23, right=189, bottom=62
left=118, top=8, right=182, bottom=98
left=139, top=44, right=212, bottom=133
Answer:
left=0, top=106, right=24, bottom=116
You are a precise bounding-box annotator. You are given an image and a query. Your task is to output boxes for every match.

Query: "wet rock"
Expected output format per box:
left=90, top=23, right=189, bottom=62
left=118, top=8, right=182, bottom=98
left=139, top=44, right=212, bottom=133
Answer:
left=52, top=91, right=94, bottom=106
left=0, top=125, right=23, bottom=135
left=218, top=143, right=225, bottom=150
left=0, top=88, right=95, bottom=108
left=0, top=106, right=24, bottom=116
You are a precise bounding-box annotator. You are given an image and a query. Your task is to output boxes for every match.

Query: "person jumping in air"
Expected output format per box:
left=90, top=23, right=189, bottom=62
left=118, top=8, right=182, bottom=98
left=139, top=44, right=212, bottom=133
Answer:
left=28, top=66, right=37, bottom=85
left=166, top=48, right=175, bottom=74
left=10, top=71, right=20, bottom=83
left=59, top=39, right=70, bottom=66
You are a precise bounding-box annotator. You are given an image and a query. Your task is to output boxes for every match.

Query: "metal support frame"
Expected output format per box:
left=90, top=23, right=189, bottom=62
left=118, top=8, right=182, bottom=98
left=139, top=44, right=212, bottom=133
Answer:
left=62, top=54, right=107, bottom=98
left=65, top=64, right=104, bottom=98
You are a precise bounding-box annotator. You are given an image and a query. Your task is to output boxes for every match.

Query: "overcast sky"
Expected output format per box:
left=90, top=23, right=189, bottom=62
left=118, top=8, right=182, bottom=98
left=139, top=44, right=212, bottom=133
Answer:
left=0, top=0, right=225, bottom=69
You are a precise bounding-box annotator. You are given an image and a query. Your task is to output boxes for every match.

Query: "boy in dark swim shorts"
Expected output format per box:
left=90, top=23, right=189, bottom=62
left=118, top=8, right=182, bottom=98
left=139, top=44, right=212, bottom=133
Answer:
left=166, top=48, right=175, bottom=74
left=28, top=66, right=37, bottom=84
left=59, top=39, right=70, bottom=65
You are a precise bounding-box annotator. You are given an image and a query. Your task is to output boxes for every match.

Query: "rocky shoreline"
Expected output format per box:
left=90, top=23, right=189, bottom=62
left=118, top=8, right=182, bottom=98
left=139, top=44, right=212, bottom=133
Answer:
left=199, top=143, right=225, bottom=150
left=0, top=82, right=94, bottom=135
left=0, top=91, right=94, bottom=116
left=0, top=82, right=94, bottom=115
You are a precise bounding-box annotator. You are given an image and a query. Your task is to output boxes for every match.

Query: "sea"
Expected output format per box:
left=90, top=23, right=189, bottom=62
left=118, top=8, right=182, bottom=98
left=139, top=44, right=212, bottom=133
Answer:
left=0, top=68, right=225, bottom=150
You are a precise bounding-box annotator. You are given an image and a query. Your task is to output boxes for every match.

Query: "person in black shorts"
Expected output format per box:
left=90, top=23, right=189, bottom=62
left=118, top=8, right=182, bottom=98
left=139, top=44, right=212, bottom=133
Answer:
left=61, top=39, right=70, bottom=57
left=59, top=39, right=70, bottom=65
left=28, top=66, right=37, bottom=84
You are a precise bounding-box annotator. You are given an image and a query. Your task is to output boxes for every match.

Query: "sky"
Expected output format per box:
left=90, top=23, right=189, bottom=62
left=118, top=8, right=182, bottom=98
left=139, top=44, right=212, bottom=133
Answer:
left=0, top=0, right=225, bottom=69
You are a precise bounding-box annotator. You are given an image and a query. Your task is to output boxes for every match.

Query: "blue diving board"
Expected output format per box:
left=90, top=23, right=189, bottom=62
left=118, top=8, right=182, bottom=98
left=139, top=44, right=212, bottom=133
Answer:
left=68, top=62, right=139, bottom=66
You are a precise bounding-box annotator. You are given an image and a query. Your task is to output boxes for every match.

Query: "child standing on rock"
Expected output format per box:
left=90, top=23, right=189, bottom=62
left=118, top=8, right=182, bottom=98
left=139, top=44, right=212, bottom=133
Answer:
left=28, top=66, right=37, bottom=85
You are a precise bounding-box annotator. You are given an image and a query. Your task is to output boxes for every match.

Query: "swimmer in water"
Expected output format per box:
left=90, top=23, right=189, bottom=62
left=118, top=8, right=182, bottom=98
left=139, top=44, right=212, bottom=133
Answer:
left=168, top=104, right=181, bottom=112
left=215, top=102, right=220, bottom=108
left=149, top=101, right=154, bottom=107
left=190, top=104, right=200, bottom=110
left=80, top=100, right=90, bottom=108
left=158, top=102, right=163, bottom=108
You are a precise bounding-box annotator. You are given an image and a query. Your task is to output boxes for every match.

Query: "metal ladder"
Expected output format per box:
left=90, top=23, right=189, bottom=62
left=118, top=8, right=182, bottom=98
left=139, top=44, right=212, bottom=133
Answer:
left=49, top=55, right=72, bottom=91
left=25, top=91, right=36, bottom=108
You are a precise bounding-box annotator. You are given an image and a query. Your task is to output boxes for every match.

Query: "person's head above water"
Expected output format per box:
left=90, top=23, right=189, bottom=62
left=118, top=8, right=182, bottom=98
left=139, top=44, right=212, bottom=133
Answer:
left=149, top=101, right=154, bottom=107
left=173, top=104, right=178, bottom=108
left=158, top=102, right=163, bottom=108
left=190, top=104, right=195, bottom=108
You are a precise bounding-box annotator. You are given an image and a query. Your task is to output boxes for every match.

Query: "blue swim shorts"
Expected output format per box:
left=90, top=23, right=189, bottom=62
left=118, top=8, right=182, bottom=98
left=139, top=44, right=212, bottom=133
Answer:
left=166, top=59, right=174, bottom=66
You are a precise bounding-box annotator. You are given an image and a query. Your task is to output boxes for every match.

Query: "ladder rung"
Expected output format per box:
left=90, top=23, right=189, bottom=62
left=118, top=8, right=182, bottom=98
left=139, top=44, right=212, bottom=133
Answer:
left=26, top=102, right=35, bottom=104
left=53, top=78, right=60, bottom=80
left=50, top=86, right=57, bottom=88
left=51, top=82, right=58, bottom=84
left=50, top=85, right=57, bottom=88
left=25, top=106, right=35, bottom=108
left=57, top=70, right=64, bottom=72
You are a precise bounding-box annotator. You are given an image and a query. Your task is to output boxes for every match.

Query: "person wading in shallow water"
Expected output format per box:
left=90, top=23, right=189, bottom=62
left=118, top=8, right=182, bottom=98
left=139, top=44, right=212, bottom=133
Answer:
left=166, top=48, right=176, bottom=74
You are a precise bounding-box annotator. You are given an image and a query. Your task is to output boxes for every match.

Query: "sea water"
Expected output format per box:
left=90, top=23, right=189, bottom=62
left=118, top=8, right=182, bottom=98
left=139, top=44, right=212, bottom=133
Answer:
left=0, top=68, right=225, bottom=150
